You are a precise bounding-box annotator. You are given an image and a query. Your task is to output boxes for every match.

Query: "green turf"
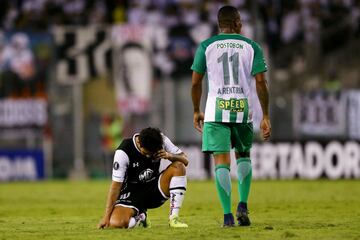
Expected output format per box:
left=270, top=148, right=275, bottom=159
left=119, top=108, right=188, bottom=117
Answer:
left=1, top=180, right=360, bottom=240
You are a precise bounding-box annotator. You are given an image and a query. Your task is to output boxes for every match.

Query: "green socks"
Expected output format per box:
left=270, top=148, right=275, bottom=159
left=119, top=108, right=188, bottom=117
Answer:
left=236, top=158, right=252, bottom=204
left=215, top=159, right=252, bottom=214
left=215, top=164, right=232, bottom=214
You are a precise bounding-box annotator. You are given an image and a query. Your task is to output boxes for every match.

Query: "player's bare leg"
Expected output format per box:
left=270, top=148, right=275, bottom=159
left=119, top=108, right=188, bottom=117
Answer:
left=160, top=161, right=188, bottom=228
left=213, top=153, right=235, bottom=227
left=109, top=206, right=136, bottom=228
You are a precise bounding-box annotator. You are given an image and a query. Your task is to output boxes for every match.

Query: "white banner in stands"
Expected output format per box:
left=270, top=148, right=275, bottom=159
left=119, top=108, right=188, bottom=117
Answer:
left=53, top=26, right=111, bottom=84
left=0, top=99, right=47, bottom=127
left=208, top=141, right=360, bottom=180
left=111, top=25, right=154, bottom=115
left=348, top=90, right=360, bottom=140
left=293, top=91, right=347, bottom=137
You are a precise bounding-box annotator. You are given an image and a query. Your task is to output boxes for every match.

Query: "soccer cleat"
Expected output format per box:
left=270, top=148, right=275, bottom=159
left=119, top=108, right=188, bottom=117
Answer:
left=169, top=216, right=188, bottom=228
left=223, top=213, right=235, bottom=227
left=136, top=212, right=151, bottom=228
left=236, top=203, right=251, bottom=226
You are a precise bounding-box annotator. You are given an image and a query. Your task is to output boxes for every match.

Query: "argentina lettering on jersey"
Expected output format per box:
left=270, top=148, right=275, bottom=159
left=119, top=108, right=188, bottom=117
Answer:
left=191, top=33, right=267, bottom=123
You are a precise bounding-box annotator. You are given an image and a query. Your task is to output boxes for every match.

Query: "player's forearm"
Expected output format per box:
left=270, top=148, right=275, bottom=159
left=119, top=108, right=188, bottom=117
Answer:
left=103, top=182, right=121, bottom=218
left=191, top=72, right=203, bottom=112
left=168, top=153, right=189, bottom=166
left=191, top=84, right=202, bottom=112
left=255, top=74, right=269, bottom=117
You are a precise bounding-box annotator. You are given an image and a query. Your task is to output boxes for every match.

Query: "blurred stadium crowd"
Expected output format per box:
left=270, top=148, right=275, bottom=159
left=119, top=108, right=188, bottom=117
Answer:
left=1, top=0, right=359, bottom=33
left=1, top=0, right=359, bottom=47
left=1, top=0, right=359, bottom=88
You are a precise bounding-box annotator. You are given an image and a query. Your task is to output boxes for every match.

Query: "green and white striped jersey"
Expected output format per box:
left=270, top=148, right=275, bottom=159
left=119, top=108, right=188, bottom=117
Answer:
left=191, top=33, right=267, bottom=123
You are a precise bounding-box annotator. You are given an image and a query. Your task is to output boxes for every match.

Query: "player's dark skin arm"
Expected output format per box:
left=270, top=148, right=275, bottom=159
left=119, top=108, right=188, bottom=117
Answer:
left=191, top=71, right=205, bottom=133
left=155, top=151, right=189, bottom=166
left=254, top=72, right=271, bottom=140
left=97, top=181, right=122, bottom=229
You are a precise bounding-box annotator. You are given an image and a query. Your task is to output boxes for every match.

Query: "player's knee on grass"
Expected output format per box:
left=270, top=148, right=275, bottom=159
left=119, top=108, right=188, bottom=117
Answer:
left=109, top=207, right=134, bottom=228
left=109, top=217, right=130, bottom=228
left=169, top=161, right=186, bottom=176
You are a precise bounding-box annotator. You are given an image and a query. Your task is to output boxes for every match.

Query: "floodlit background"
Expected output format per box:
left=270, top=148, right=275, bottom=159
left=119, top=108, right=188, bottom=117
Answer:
left=0, top=0, right=360, bottom=181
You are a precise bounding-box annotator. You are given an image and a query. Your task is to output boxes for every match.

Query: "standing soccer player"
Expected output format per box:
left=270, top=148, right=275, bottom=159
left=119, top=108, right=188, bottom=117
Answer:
left=191, top=6, right=271, bottom=227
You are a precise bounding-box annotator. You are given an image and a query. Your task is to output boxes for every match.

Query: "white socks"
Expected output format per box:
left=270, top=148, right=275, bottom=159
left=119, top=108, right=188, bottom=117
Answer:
left=127, top=217, right=137, bottom=228
left=129, top=176, right=187, bottom=227
left=127, top=213, right=146, bottom=228
left=169, top=176, right=187, bottom=219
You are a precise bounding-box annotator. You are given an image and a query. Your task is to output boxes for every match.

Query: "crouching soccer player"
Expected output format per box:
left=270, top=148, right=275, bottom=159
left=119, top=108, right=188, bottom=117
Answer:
left=97, top=127, right=189, bottom=229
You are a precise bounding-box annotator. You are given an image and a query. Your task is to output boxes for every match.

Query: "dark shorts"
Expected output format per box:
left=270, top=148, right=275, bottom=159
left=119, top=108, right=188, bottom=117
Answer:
left=114, top=173, right=169, bottom=214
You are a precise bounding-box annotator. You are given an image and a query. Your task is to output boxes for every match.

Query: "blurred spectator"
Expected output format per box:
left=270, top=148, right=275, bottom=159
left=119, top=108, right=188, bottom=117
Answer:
left=100, top=113, right=123, bottom=176
left=206, top=0, right=227, bottom=25
left=180, top=2, right=200, bottom=26
left=100, top=113, right=123, bottom=152
left=0, top=32, right=5, bottom=97
left=127, top=1, right=147, bottom=25
left=163, top=3, right=180, bottom=28
left=0, top=32, right=5, bottom=68
left=167, top=18, right=195, bottom=78
left=18, top=0, right=48, bottom=30
left=111, top=0, right=127, bottom=23
left=351, top=1, right=360, bottom=36
left=87, top=0, right=107, bottom=24
left=0, top=33, right=36, bottom=98
left=189, top=11, right=214, bottom=45
left=301, top=1, right=321, bottom=71
left=259, top=1, right=282, bottom=55
left=62, top=0, right=86, bottom=25
left=145, top=3, right=164, bottom=26
left=321, top=0, right=351, bottom=53
left=323, top=69, right=342, bottom=92
left=281, top=2, right=302, bottom=45
left=237, top=0, right=254, bottom=38
left=1, top=1, right=19, bottom=30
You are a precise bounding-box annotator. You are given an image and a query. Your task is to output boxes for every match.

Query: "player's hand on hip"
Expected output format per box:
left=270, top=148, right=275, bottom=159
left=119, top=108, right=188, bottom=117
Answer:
left=193, top=111, right=204, bottom=133
left=260, top=116, right=271, bottom=141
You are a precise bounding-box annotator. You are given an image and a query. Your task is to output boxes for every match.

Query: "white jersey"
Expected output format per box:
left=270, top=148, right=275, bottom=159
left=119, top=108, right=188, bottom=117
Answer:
left=191, top=33, right=267, bottom=123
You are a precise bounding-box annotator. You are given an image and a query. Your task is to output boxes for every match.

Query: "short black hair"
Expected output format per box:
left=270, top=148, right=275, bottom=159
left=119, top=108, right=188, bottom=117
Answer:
left=138, top=127, right=163, bottom=153
left=217, top=5, right=240, bottom=28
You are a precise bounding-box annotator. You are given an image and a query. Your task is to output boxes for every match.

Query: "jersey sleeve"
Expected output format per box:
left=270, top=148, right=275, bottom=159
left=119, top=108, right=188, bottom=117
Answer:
left=162, top=134, right=182, bottom=155
left=251, top=41, right=267, bottom=76
left=112, top=150, right=129, bottom=182
left=191, top=43, right=206, bottom=74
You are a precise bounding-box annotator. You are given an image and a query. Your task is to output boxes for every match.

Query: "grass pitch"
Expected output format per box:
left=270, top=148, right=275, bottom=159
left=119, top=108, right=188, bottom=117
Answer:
left=1, top=180, right=360, bottom=240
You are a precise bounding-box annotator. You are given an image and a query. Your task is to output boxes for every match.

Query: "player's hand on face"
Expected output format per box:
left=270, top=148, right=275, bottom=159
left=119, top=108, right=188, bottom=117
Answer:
left=193, top=111, right=204, bottom=133
left=260, top=116, right=271, bottom=141
left=154, top=149, right=170, bottom=160
left=97, top=217, right=110, bottom=229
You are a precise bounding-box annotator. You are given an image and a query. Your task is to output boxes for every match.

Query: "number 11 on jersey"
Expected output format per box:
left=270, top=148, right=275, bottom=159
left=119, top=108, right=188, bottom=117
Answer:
left=217, top=52, right=239, bottom=85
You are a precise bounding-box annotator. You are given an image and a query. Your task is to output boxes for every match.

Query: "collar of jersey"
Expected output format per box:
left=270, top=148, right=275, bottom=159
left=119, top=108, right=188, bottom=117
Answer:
left=219, top=33, right=240, bottom=35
